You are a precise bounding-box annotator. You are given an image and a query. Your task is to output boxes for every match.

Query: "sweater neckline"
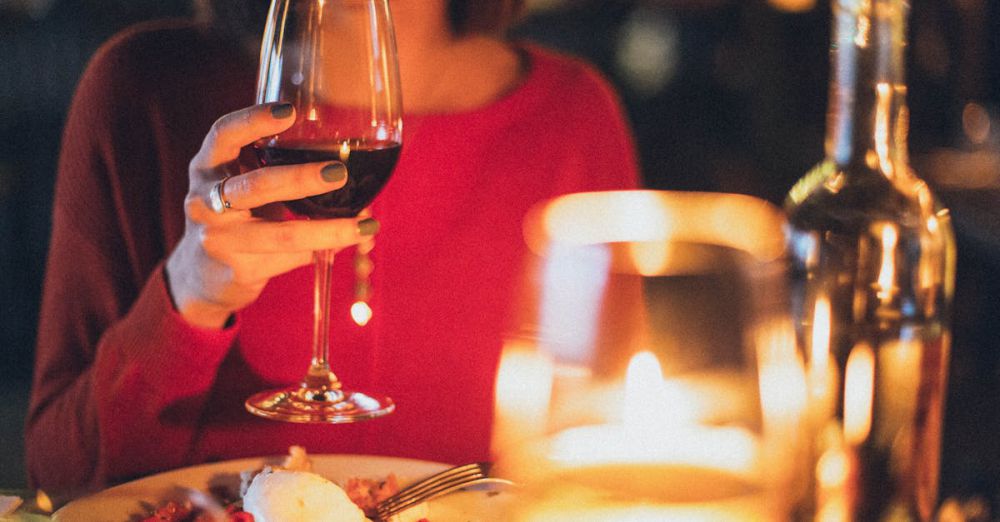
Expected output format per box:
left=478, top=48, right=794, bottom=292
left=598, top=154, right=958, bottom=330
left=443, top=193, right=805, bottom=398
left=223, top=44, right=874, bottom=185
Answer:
left=402, top=43, right=556, bottom=122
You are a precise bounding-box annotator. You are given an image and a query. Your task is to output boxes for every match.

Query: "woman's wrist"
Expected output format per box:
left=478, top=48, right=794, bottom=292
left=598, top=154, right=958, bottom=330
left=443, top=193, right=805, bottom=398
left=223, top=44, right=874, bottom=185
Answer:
left=173, top=299, right=234, bottom=330
left=163, top=257, right=235, bottom=330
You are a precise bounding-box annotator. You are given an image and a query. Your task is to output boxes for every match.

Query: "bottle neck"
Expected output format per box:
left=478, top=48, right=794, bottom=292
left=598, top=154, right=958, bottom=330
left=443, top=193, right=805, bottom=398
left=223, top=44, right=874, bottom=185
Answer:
left=825, top=0, right=911, bottom=178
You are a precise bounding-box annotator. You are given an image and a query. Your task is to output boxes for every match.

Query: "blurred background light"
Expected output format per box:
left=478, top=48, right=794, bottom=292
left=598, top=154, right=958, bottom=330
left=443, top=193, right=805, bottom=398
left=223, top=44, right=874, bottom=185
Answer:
left=615, top=7, right=680, bottom=98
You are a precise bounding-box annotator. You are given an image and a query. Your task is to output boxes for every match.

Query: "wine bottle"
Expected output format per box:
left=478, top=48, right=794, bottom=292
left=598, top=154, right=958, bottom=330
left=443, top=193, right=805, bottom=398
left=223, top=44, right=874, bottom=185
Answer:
left=784, top=0, right=956, bottom=520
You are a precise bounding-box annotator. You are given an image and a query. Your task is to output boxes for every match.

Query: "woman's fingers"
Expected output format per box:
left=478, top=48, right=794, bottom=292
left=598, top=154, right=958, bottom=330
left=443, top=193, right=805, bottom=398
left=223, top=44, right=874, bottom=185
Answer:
left=225, top=252, right=316, bottom=287
left=203, top=217, right=380, bottom=256
left=191, top=102, right=296, bottom=173
left=188, top=103, right=358, bottom=215
left=216, top=161, right=348, bottom=212
left=186, top=159, right=349, bottom=220
left=165, top=214, right=378, bottom=328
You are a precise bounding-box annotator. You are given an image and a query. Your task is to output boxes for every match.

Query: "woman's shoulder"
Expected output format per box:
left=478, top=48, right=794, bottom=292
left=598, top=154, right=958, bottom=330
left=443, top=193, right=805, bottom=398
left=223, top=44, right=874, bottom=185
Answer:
left=79, top=19, right=240, bottom=103
left=86, top=20, right=207, bottom=82
left=508, top=42, right=627, bottom=123
left=519, top=43, right=618, bottom=98
left=98, top=18, right=206, bottom=53
left=71, top=18, right=253, bottom=141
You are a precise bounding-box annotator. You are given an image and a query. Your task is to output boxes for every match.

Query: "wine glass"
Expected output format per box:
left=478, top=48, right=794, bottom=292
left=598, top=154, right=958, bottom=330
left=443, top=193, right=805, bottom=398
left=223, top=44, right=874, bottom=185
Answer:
left=244, top=0, right=403, bottom=423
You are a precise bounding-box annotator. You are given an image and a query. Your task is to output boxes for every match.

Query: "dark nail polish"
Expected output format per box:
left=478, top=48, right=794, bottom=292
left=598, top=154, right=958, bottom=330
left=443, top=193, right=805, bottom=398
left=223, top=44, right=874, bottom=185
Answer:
left=270, top=102, right=294, bottom=119
left=358, top=218, right=380, bottom=236
left=321, top=163, right=347, bottom=183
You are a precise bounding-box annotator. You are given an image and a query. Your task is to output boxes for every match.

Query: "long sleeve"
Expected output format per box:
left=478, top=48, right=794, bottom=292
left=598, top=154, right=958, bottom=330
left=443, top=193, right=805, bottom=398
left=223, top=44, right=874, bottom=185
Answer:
left=25, top=25, right=240, bottom=492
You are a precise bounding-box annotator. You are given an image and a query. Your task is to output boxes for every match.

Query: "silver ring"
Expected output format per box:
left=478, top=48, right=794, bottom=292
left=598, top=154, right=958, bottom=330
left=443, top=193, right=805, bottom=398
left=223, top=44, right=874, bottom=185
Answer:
left=209, top=177, right=233, bottom=214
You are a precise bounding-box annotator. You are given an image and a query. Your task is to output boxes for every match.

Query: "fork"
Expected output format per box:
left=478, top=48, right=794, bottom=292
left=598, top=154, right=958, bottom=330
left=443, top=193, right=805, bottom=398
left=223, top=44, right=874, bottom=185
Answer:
left=374, top=462, right=513, bottom=520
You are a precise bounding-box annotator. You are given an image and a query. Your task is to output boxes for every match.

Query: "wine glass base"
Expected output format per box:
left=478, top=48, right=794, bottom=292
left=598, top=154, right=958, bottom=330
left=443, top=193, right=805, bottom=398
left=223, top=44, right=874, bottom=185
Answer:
left=245, top=386, right=395, bottom=424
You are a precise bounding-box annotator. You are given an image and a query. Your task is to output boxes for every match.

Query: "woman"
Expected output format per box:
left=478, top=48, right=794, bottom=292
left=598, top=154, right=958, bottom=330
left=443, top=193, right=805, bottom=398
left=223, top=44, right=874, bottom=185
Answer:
left=26, top=0, right=639, bottom=492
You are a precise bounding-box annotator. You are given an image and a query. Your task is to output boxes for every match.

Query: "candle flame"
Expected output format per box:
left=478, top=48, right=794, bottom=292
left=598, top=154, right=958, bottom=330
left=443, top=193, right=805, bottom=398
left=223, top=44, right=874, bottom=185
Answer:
left=844, top=343, right=875, bottom=445
left=876, top=223, right=898, bottom=303
left=339, top=140, right=351, bottom=163
left=816, top=446, right=849, bottom=489
left=755, top=318, right=808, bottom=434
left=624, top=351, right=698, bottom=429
left=920, top=215, right=940, bottom=294
left=875, top=82, right=894, bottom=177
left=548, top=351, right=757, bottom=476
left=817, top=496, right=849, bottom=522
left=624, top=351, right=666, bottom=428
left=810, top=296, right=832, bottom=387
left=807, top=296, right=838, bottom=422
left=813, top=423, right=854, bottom=522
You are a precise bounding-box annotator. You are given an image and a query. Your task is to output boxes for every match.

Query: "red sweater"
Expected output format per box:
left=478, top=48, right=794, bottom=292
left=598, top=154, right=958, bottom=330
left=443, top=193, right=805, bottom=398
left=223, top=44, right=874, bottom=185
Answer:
left=27, top=20, right=639, bottom=492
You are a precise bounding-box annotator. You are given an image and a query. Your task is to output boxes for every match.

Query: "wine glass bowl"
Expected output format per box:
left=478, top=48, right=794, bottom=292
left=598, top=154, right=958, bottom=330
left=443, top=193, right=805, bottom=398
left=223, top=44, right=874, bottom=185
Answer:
left=256, top=136, right=402, bottom=218
left=244, top=0, right=402, bottom=423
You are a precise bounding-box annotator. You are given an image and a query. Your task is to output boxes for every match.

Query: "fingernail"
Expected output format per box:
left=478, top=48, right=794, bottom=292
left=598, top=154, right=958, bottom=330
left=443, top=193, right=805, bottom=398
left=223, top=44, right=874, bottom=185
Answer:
left=321, top=162, right=347, bottom=183
left=358, top=218, right=380, bottom=236
left=270, top=102, right=294, bottom=119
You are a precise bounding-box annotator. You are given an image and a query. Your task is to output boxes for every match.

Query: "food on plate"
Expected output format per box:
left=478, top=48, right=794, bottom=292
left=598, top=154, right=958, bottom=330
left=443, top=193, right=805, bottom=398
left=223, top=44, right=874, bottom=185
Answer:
left=239, top=445, right=313, bottom=498
left=139, top=447, right=432, bottom=522
left=243, top=469, right=367, bottom=522
left=344, top=475, right=430, bottom=522
left=344, top=474, right=399, bottom=515
left=140, top=500, right=250, bottom=522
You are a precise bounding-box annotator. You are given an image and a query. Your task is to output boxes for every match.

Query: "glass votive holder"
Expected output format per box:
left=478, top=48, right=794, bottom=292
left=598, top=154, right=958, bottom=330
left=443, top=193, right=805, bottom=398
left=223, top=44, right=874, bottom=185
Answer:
left=492, top=190, right=810, bottom=521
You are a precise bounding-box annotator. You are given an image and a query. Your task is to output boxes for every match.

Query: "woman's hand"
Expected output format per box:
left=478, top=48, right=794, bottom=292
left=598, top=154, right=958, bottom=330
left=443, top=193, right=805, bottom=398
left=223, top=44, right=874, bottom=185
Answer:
left=165, top=103, right=377, bottom=329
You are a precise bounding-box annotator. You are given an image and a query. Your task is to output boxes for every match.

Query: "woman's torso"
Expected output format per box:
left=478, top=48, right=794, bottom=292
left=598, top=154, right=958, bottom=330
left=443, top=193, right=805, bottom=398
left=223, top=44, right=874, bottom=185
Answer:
left=125, top=21, right=637, bottom=466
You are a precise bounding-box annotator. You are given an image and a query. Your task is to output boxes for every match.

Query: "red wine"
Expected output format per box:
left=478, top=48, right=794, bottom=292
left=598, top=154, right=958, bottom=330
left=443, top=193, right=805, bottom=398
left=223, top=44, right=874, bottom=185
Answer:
left=255, top=139, right=401, bottom=218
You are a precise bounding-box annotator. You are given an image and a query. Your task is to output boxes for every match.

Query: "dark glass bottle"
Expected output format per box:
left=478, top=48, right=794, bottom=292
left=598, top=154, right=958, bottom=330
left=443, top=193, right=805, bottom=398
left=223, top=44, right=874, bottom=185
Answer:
left=785, top=0, right=956, bottom=520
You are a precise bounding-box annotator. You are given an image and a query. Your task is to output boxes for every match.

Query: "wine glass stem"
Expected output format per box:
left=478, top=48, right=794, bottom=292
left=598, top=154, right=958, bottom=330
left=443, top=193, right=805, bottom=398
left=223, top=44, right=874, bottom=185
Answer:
left=307, top=249, right=341, bottom=390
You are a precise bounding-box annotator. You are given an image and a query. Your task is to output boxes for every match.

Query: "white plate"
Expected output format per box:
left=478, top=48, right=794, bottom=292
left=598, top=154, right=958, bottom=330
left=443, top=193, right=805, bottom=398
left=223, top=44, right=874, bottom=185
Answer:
left=53, top=454, right=512, bottom=521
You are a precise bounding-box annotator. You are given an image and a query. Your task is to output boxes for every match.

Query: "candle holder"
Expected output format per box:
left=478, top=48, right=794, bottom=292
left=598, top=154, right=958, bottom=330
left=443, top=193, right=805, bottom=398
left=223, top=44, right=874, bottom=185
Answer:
left=493, top=190, right=810, bottom=520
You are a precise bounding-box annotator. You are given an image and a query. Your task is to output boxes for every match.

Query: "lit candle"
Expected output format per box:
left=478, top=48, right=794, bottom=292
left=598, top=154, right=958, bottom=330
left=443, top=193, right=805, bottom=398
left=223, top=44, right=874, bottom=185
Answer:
left=814, top=423, right=856, bottom=522
left=339, top=140, right=351, bottom=162
left=808, top=296, right=839, bottom=423
left=546, top=352, right=756, bottom=474
left=754, top=317, right=809, bottom=496
left=812, top=341, right=878, bottom=521
left=505, top=191, right=800, bottom=520
left=844, top=343, right=875, bottom=446
left=875, top=222, right=899, bottom=304
left=508, top=351, right=766, bottom=521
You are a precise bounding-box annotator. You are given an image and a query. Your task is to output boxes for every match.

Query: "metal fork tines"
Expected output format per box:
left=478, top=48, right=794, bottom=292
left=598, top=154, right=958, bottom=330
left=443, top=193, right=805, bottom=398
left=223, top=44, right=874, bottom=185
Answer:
left=375, top=462, right=511, bottom=520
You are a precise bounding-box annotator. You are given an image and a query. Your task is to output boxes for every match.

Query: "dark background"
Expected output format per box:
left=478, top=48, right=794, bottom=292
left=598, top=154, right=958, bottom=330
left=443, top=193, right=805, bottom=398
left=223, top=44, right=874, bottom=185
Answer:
left=2, top=0, right=998, bottom=512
